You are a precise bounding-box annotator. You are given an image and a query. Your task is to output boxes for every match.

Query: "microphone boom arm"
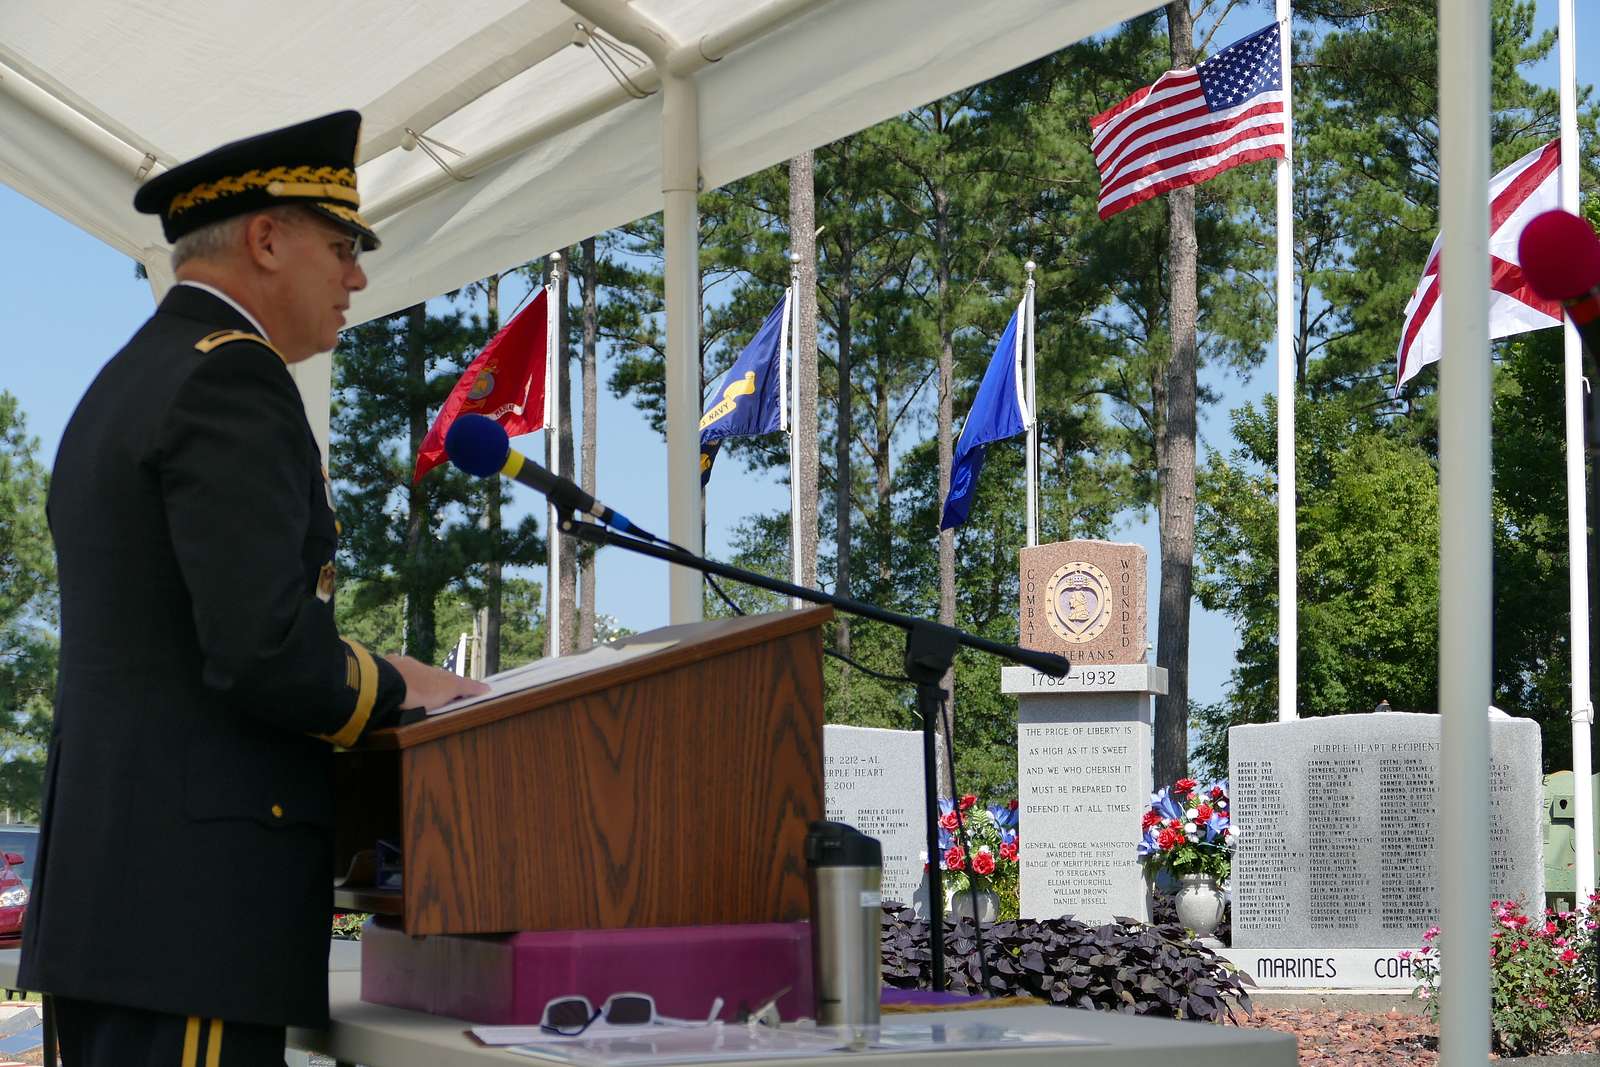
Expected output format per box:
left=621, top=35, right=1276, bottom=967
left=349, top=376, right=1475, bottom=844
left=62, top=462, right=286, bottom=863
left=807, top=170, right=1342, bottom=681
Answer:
left=556, top=515, right=1070, bottom=677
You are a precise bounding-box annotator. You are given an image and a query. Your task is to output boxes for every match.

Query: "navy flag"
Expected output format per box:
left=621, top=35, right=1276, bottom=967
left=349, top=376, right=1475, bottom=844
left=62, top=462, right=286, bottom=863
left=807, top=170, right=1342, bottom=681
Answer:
left=939, top=304, right=1031, bottom=530
left=698, top=292, right=790, bottom=485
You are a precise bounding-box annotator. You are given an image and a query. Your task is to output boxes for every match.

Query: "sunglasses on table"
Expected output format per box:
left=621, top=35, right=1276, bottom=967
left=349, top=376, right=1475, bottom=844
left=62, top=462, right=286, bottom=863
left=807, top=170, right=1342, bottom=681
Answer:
left=539, top=992, right=725, bottom=1037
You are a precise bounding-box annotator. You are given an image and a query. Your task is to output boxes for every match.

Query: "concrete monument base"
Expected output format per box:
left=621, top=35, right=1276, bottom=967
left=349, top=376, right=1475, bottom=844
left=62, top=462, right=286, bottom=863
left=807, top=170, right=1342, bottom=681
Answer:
left=1004, top=663, right=1166, bottom=924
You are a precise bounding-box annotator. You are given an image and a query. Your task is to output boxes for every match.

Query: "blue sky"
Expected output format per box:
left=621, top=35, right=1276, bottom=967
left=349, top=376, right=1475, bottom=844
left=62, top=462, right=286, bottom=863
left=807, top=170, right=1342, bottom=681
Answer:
left=0, top=5, right=1591, bottom=710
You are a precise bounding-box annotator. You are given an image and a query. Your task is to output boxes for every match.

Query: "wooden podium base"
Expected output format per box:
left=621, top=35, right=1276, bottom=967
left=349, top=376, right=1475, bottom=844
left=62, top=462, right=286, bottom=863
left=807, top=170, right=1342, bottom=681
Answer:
left=359, top=917, right=814, bottom=1024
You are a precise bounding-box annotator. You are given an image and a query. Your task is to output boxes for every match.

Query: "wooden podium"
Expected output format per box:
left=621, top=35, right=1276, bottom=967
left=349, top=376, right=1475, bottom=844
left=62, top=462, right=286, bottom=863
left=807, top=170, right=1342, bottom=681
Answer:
left=332, top=607, right=829, bottom=936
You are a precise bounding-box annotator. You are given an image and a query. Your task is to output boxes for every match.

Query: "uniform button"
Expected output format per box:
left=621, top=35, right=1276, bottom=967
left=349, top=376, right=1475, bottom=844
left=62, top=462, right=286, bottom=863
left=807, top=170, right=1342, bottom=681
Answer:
left=271, top=804, right=285, bottom=819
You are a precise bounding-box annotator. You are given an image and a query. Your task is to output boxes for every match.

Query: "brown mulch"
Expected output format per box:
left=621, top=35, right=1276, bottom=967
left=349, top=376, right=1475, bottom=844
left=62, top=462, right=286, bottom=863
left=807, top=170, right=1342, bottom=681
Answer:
left=1232, top=1007, right=1600, bottom=1064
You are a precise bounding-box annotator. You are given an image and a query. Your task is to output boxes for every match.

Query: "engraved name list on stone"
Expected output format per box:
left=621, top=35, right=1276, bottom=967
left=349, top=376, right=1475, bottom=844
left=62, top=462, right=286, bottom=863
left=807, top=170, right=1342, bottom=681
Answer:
left=1229, top=713, right=1543, bottom=950
left=821, top=725, right=925, bottom=905
left=1378, top=751, right=1436, bottom=933
left=1229, top=756, right=1294, bottom=938
left=1305, top=753, right=1368, bottom=932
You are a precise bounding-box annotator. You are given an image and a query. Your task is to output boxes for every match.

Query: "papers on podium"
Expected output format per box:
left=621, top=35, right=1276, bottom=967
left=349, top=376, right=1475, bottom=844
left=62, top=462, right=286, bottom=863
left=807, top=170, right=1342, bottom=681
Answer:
left=429, top=639, right=679, bottom=717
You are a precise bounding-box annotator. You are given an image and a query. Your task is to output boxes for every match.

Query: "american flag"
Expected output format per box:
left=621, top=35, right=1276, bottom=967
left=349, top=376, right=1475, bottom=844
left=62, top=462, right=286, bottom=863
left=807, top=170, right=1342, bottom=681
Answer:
left=1090, top=22, right=1288, bottom=221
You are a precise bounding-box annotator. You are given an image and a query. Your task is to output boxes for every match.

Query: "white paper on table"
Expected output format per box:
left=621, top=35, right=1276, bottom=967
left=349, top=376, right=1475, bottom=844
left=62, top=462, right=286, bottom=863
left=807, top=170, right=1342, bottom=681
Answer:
left=471, top=1021, right=725, bottom=1047
left=428, top=639, right=678, bottom=717
left=855, top=1020, right=1104, bottom=1052
left=501, top=1024, right=849, bottom=1065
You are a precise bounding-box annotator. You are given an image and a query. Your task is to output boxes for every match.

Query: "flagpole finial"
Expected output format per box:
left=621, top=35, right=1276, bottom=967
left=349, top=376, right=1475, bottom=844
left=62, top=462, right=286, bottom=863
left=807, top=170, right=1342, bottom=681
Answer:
left=550, top=251, right=562, bottom=263
left=1025, top=260, right=1036, bottom=275
left=789, top=251, right=801, bottom=264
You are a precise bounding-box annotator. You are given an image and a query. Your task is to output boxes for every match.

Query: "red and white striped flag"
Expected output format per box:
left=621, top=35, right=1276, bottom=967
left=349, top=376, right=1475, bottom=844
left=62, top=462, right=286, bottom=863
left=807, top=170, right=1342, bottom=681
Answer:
left=1395, top=140, right=1563, bottom=392
left=1090, top=22, right=1288, bottom=221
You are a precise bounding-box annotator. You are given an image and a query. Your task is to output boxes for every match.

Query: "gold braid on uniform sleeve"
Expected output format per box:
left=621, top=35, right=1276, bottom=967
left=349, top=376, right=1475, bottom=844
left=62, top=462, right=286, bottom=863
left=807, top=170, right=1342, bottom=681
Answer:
left=318, top=638, right=378, bottom=747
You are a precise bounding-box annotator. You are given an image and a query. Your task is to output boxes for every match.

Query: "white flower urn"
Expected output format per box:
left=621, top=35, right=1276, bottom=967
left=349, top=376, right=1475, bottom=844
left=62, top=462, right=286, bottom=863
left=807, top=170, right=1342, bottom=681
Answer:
left=1173, top=873, right=1226, bottom=938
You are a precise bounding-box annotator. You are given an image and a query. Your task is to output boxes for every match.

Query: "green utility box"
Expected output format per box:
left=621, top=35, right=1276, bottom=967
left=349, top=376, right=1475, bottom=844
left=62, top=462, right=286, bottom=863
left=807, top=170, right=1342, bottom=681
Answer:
left=1544, top=770, right=1600, bottom=911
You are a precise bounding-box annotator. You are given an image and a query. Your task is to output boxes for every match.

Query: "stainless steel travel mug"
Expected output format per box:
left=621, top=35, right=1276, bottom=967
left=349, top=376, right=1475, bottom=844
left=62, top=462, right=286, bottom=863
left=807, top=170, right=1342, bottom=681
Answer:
left=805, top=820, right=883, bottom=1035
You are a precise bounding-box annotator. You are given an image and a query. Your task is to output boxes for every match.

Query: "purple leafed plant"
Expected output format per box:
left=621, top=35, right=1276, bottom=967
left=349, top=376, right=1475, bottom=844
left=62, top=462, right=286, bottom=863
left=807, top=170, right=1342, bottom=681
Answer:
left=878, top=905, right=1253, bottom=1023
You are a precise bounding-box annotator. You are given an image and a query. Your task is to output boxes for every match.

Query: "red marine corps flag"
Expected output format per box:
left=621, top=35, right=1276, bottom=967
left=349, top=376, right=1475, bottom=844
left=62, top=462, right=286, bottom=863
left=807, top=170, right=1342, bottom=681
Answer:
left=413, top=288, right=549, bottom=481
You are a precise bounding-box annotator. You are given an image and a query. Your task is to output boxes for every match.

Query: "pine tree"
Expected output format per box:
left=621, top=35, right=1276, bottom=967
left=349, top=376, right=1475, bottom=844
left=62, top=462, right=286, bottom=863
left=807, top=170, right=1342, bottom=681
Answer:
left=0, top=394, right=55, bottom=818
left=331, top=303, right=543, bottom=666
left=577, top=237, right=601, bottom=651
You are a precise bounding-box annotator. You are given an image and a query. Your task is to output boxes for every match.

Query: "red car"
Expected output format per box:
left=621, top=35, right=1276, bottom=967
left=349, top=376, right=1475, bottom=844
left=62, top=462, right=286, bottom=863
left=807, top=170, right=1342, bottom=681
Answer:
left=0, top=851, right=28, bottom=948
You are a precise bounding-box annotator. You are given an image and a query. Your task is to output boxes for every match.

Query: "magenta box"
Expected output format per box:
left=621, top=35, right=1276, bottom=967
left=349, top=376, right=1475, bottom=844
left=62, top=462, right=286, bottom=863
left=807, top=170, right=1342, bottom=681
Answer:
left=360, top=918, right=814, bottom=1025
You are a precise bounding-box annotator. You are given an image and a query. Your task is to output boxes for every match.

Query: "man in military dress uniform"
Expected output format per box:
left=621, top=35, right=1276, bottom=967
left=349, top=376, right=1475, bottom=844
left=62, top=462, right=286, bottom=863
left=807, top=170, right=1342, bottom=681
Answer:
left=19, top=111, right=487, bottom=1065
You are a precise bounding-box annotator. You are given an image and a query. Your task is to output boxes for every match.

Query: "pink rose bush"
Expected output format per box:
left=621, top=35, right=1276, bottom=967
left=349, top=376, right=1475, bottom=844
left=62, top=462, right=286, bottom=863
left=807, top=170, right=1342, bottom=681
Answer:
left=1411, top=894, right=1600, bottom=1055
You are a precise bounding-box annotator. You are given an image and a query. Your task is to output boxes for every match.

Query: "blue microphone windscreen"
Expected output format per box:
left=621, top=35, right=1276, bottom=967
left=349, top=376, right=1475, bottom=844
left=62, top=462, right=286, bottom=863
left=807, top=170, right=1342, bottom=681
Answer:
left=445, top=414, right=511, bottom=477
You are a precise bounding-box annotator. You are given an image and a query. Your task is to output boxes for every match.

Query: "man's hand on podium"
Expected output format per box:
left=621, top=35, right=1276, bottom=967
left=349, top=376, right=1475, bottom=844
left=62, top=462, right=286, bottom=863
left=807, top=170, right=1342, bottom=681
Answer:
left=385, top=654, right=490, bottom=712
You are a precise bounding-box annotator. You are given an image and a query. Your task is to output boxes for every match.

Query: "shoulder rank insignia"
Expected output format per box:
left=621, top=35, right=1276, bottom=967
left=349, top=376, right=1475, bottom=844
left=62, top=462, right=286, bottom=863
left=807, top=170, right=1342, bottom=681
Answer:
left=194, top=329, right=285, bottom=361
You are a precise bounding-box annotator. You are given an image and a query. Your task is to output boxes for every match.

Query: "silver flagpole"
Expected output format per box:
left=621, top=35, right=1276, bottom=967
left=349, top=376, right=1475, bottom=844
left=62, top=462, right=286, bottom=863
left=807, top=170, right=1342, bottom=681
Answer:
left=547, top=253, right=563, bottom=657
left=1024, top=261, right=1038, bottom=547
left=1275, top=5, right=1297, bottom=723
left=1557, top=0, right=1593, bottom=904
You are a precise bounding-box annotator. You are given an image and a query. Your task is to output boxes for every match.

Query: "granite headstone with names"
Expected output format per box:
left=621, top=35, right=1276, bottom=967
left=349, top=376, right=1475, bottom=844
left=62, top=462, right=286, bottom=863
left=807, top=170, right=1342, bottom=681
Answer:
left=821, top=725, right=924, bottom=906
left=1227, top=712, right=1544, bottom=988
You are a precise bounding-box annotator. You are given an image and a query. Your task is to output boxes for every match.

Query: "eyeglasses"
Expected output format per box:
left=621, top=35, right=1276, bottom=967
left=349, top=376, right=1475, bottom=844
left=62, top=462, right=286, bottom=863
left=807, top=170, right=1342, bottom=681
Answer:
left=324, top=229, right=362, bottom=266
left=539, top=992, right=724, bottom=1037
left=286, top=208, right=362, bottom=265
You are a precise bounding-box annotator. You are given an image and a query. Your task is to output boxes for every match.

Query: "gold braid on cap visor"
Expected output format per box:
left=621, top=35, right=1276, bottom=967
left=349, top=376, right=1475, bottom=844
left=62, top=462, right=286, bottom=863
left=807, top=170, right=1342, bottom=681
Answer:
left=166, top=165, right=358, bottom=216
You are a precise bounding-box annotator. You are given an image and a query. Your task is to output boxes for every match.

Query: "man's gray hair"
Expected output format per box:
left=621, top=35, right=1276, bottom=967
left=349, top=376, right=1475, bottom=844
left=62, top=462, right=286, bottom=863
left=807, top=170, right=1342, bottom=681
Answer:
left=169, top=206, right=304, bottom=271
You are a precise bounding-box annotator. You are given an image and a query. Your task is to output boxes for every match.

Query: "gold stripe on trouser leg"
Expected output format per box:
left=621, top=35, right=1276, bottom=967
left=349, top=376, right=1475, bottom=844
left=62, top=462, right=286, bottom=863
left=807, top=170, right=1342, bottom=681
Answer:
left=181, top=1017, right=200, bottom=1067
left=205, top=1019, right=223, bottom=1067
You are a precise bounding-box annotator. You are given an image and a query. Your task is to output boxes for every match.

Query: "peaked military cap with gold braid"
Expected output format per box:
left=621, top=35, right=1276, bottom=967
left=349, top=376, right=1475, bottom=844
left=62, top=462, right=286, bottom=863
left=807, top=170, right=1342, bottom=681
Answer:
left=134, top=110, right=380, bottom=251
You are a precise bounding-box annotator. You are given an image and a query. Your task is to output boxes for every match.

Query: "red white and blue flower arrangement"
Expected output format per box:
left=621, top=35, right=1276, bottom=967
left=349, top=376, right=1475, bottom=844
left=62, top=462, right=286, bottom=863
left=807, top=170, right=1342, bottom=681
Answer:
left=1137, top=777, right=1237, bottom=880
left=935, top=794, right=1021, bottom=917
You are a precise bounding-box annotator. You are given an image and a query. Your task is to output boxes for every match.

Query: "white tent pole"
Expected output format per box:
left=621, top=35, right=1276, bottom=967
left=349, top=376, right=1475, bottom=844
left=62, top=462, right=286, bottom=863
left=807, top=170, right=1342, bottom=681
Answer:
left=285, top=354, right=334, bottom=465
left=564, top=0, right=702, bottom=624
left=547, top=254, right=564, bottom=656
left=1557, top=0, right=1594, bottom=906
left=662, top=73, right=704, bottom=623
left=0, top=58, right=158, bottom=180
left=1275, top=4, right=1297, bottom=723
left=1024, top=260, right=1038, bottom=548
left=1437, top=1, right=1492, bottom=1062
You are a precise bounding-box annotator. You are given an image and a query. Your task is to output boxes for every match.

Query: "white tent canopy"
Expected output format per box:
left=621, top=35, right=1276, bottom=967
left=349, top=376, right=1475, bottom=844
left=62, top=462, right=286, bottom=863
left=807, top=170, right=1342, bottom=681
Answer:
left=2, top=0, right=1156, bottom=619
left=0, top=5, right=1504, bottom=1058
left=3, top=0, right=1149, bottom=322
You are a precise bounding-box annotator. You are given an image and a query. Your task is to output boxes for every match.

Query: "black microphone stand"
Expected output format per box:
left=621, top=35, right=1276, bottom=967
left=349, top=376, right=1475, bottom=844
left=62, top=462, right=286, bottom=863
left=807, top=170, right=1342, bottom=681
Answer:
left=557, top=513, right=1069, bottom=993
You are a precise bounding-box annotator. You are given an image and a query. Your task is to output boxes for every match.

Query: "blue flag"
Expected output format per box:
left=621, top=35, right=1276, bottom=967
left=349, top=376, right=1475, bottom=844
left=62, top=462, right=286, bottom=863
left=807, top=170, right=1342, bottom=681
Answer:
left=699, top=294, right=788, bottom=485
left=939, top=306, right=1028, bottom=530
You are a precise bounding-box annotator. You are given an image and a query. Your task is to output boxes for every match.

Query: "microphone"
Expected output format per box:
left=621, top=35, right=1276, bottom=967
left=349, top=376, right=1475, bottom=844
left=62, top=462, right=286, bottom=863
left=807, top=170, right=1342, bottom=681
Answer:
left=444, top=414, right=655, bottom=540
left=1518, top=209, right=1600, bottom=358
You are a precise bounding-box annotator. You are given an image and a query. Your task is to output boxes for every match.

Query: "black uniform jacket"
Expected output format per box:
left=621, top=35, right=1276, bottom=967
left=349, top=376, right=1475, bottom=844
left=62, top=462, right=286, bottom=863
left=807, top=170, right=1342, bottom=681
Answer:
left=19, top=284, right=406, bottom=1027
